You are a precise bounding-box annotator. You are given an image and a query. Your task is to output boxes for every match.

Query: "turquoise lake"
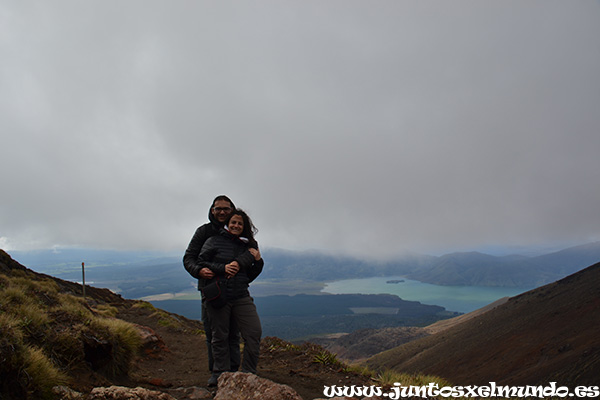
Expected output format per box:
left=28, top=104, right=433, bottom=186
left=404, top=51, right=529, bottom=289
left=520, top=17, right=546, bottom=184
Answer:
left=322, top=276, right=534, bottom=313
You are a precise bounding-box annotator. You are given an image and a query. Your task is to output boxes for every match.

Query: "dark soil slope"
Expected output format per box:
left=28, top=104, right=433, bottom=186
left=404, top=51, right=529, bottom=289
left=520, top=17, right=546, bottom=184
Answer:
left=365, top=262, right=600, bottom=386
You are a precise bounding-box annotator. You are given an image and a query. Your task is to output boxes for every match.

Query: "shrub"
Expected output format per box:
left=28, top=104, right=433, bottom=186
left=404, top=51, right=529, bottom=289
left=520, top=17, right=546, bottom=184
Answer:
left=313, top=349, right=343, bottom=367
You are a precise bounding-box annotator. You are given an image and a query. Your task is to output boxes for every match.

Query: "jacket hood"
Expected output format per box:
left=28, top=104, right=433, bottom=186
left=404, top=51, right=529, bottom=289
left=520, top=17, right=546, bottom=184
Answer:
left=208, top=210, right=221, bottom=227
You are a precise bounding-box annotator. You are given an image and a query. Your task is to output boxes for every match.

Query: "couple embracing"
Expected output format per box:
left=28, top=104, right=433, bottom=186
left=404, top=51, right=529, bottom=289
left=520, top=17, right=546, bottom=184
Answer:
left=183, top=195, right=263, bottom=387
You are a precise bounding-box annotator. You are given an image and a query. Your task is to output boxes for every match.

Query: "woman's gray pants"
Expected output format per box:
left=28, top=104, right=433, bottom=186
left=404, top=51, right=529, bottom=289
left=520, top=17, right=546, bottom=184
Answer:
left=207, top=296, right=262, bottom=374
left=202, top=300, right=240, bottom=372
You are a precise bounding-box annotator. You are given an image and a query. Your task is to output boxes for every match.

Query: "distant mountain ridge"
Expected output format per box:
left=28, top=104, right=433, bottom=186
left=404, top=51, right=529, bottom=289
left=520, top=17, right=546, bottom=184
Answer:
left=409, top=241, right=600, bottom=286
left=260, top=242, right=600, bottom=287
left=9, top=242, right=600, bottom=298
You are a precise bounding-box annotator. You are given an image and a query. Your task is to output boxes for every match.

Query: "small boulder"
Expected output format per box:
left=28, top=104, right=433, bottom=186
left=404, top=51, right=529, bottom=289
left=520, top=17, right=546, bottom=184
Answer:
left=52, top=386, right=84, bottom=400
left=87, top=385, right=176, bottom=400
left=214, top=372, right=303, bottom=400
left=134, top=324, right=168, bottom=357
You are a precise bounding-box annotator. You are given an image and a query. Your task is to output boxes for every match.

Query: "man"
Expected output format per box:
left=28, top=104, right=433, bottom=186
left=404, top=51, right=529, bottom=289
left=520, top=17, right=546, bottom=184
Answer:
left=183, top=195, right=254, bottom=386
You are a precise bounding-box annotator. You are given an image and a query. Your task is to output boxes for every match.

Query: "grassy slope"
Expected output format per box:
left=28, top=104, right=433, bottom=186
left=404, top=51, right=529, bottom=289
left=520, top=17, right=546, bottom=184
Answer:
left=365, top=262, right=600, bottom=386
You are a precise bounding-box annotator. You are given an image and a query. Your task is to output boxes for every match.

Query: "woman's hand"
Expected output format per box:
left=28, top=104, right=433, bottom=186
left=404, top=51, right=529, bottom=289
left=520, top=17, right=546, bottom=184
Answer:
left=225, top=261, right=240, bottom=278
left=249, top=248, right=262, bottom=261
left=199, top=267, right=214, bottom=279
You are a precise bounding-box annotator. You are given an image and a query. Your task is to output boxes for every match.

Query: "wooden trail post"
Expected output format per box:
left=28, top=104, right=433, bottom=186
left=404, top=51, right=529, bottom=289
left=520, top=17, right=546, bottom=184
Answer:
left=82, top=262, right=86, bottom=299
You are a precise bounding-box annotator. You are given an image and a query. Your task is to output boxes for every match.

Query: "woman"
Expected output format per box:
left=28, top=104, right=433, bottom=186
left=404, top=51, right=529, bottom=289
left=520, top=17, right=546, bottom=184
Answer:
left=198, top=209, right=263, bottom=385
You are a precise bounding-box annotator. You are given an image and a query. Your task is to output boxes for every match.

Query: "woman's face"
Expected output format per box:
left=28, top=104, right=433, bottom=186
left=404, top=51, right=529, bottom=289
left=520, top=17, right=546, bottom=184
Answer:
left=228, top=214, right=244, bottom=236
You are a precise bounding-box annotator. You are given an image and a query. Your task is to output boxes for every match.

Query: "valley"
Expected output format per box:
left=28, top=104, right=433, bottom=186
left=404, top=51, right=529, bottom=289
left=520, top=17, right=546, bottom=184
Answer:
left=10, top=241, right=600, bottom=341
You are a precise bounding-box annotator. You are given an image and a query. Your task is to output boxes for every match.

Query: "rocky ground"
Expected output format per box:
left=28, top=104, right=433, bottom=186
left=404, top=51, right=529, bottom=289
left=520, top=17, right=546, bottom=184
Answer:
left=101, top=300, right=373, bottom=400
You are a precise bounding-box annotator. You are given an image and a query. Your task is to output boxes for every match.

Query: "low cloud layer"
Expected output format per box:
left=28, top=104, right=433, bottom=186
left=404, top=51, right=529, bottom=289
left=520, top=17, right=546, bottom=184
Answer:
left=2, top=1, right=599, bottom=258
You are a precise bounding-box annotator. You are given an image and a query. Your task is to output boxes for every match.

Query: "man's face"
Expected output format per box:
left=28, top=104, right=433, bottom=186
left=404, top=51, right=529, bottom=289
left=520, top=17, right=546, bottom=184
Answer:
left=211, top=200, right=233, bottom=223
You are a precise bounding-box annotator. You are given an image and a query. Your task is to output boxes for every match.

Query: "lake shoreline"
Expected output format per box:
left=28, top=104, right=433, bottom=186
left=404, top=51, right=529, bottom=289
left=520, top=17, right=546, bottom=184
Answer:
left=320, top=275, right=533, bottom=313
left=138, top=275, right=535, bottom=315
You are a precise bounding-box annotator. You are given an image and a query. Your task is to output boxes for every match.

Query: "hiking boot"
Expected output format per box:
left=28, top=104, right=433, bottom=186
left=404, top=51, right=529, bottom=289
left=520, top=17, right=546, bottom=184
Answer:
left=207, top=373, right=220, bottom=387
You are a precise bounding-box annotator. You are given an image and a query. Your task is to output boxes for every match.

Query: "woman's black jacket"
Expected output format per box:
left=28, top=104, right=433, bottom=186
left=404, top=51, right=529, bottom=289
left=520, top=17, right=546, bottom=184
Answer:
left=183, top=218, right=255, bottom=290
left=198, top=229, right=263, bottom=301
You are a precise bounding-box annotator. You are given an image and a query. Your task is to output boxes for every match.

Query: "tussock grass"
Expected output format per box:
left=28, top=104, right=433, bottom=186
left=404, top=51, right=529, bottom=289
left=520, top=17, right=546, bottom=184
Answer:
left=344, top=363, right=373, bottom=378
left=153, top=309, right=183, bottom=329
left=45, top=326, right=84, bottom=369
left=132, top=300, right=157, bottom=311
left=373, top=368, right=451, bottom=388
left=0, top=273, right=9, bottom=287
left=1, top=269, right=143, bottom=398
left=0, top=312, right=23, bottom=338
left=1, top=285, right=32, bottom=306
left=1, top=282, right=51, bottom=337
left=11, top=275, right=60, bottom=295
left=266, top=337, right=302, bottom=352
left=87, top=316, right=143, bottom=376
left=93, top=304, right=119, bottom=317
left=14, top=302, right=50, bottom=333
left=1, top=314, right=68, bottom=400
left=53, top=292, right=94, bottom=321
left=23, top=346, right=70, bottom=398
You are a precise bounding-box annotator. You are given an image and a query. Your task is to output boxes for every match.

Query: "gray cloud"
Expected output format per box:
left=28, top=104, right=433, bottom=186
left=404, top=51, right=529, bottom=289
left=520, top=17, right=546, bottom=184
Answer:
left=1, top=1, right=600, bottom=258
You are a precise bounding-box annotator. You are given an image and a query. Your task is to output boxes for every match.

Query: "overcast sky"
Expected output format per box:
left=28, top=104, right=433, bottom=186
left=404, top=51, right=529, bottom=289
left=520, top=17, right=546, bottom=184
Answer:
left=1, top=1, right=599, bottom=259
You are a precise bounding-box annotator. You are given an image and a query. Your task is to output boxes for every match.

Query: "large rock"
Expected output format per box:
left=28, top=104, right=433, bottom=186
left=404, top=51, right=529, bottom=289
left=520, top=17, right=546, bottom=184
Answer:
left=87, top=386, right=176, bottom=400
left=214, top=372, right=303, bottom=400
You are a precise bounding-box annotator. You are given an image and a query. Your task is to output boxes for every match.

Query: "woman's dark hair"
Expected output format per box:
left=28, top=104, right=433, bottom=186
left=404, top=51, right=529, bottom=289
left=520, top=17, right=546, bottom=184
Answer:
left=226, top=209, right=258, bottom=247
